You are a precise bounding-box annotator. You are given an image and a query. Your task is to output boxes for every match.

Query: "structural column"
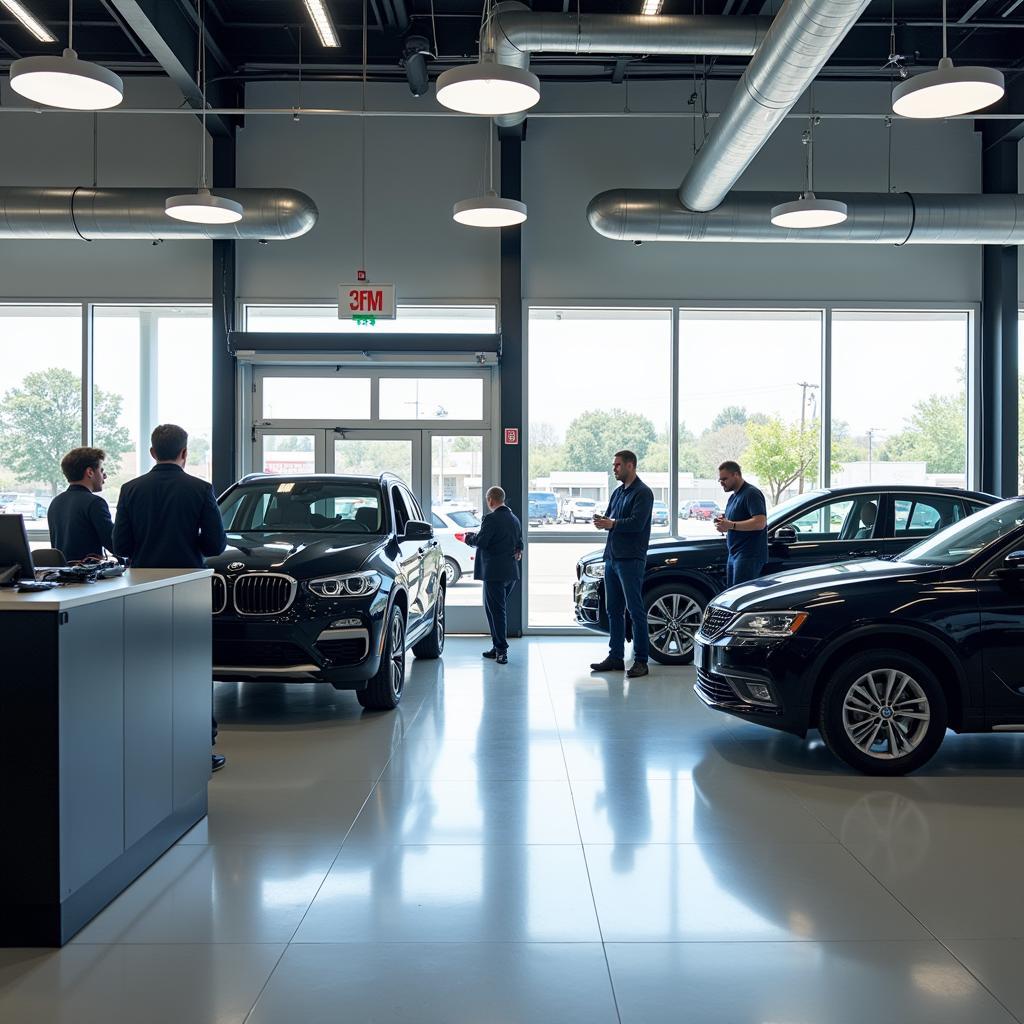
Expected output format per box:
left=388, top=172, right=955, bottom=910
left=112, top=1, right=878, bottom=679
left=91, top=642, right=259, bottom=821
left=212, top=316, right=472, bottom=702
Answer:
left=211, top=134, right=237, bottom=495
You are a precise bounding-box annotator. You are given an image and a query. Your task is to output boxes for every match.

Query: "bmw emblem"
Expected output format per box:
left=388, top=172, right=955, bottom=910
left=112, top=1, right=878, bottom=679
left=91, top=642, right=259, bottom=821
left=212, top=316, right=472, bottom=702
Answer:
left=227, top=561, right=246, bottom=573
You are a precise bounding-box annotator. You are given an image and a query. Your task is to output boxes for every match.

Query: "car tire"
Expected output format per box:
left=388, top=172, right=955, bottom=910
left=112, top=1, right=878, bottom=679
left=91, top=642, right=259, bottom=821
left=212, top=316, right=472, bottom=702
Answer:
left=817, top=650, right=947, bottom=776
left=444, top=557, right=462, bottom=586
left=643, top=584, right=706, bottom=666
left=357, top=605, right=406, bottom=711
left=412, top=584, right=445, bottom=660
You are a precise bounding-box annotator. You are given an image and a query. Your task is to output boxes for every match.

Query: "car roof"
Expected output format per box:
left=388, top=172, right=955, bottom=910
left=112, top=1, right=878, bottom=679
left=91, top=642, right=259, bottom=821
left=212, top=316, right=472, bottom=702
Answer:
left=811, top=484, right=997, bottom=502
left=236, top=472, right=400, bottom=486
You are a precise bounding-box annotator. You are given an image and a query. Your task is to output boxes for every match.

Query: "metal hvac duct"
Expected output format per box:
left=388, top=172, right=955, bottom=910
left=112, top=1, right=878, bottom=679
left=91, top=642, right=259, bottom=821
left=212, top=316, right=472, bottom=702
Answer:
left=678, top=0, right=872, bottom=212
left=0, top=187, right=318, bottom=240
left=587, top=190, right=1024, bottom=245
left=486, top=0, right=771, bottom=127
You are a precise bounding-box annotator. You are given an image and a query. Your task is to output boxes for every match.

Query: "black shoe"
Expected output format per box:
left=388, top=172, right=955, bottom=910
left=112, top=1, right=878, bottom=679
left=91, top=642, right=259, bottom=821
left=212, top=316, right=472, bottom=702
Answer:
left=590, top=656, right=626, bottom=672
left=212, top=753, right=226, bottom=772
left=496, top=651, right=508, bottom=665
left=482, top=648, right=497, bottom=659
left=626, top=661, right=649, bottom=678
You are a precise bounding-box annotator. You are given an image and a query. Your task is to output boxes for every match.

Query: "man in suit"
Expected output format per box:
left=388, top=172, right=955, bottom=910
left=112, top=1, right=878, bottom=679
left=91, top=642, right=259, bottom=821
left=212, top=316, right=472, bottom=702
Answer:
left=591, top=449, right=655, bottom=678
left=113, top=424, right=228, bottom=770
left=47, top=446, right=114, bottom=562
left=465, top=486, right=523, bottom=665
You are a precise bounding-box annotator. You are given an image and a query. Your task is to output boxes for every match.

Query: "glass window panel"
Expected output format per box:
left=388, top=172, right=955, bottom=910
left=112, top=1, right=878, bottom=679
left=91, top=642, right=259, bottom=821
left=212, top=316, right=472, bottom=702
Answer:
left=245, top=304, right=497, bottom=334
left=334, top=438, right=413, bottom=482
left=831, top=311, right=969, bottom=489
left=678, top=310, right=823, bottom=531
left=260, top=434, right=316, bottom=475
left=528, top=542, right=603, bottom=627
left=0, top=304, right=82, bottom=505
left=262, top=376, right=371, bottom=419
left=431, top=435, right=484, bottom=509
left=891, top=494, right=963, bottom=538
left=788, top=498, right=859, bottom=540
left=380, top=378, right=483, bottom=420
left=93, top=305, right=212, bottom=508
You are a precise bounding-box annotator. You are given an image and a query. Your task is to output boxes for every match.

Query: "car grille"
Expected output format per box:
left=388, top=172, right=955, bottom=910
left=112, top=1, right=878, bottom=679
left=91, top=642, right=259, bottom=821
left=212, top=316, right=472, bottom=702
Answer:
left=700, top=605, right=735, bottom=642
left=213, top=639, right=310, bottom=668
left=316, top=637, right=368, bottom=665
left=695, top=670, right=738, bottom=705
left=232, top=573, right=297, bottom=616
left=211, top=574, right=227, bottom=614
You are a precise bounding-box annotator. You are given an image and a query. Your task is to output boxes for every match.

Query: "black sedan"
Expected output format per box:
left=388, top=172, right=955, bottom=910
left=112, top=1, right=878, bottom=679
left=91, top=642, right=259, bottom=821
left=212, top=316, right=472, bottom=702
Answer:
left=694, top=497, right=1024, bottom=775
left=210, top=473, right=445, bottom=710
left=575, top=485, right=996, bottom=666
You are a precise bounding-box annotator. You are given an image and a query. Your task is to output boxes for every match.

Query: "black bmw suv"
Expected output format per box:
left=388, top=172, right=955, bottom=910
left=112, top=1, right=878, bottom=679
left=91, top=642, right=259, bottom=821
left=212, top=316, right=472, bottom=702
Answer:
left=694, top=497, right=1024, bottom=775
left=210, top=473, right=445, bottom=710
left=574, top=485, right=996, bottom=665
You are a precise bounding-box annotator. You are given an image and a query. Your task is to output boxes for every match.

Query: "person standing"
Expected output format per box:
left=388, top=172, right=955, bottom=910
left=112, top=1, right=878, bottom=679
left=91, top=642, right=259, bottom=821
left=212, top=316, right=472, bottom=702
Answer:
left=113, top=424, right=228, bottom=771
left=590, top=450, right=654, bottom=678
left=46, top=447, right=114, bottom=562
left=466, top=486, right=523, bottom=665
left=715, top=460, right=768, bottom=587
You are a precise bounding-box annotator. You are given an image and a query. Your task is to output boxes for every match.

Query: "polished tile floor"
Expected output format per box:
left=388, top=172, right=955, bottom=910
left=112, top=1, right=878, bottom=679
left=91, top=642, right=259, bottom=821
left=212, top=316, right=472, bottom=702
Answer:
left=3, top=637, right=1024, bottom=1023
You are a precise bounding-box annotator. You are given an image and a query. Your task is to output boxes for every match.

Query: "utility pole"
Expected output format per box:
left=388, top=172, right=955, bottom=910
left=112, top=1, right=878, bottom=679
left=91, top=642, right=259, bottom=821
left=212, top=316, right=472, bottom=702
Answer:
left=866, top=427, right=883, bottom=482
left=796, top=381, right=820, bottom=493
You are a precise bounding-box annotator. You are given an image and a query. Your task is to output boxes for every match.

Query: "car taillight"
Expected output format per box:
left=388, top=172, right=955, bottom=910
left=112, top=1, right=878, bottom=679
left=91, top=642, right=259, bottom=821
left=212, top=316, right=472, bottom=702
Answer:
left=454, top=532, right=466, bottom=543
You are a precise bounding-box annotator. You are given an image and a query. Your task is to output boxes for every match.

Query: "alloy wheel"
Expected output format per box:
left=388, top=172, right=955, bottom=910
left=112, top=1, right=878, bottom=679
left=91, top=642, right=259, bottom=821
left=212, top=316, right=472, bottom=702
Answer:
left=647, top=593, right=703, bottom=658
left=435, top=589, right=446, bottom=652
left=841, top=669, right=931, bottom=760
left=390, top=614, right=406, bottom=698
left=444, top=560, right=457, bottom=584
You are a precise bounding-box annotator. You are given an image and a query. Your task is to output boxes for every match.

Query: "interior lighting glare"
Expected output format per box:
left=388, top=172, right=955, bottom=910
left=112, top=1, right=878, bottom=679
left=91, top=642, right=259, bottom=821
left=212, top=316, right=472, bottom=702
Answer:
left=1, top=0, right=55, bottom=42
left=9, top=47, right=123, bottom=109
left=164, top=188, right=244, bottom=225
left=770, top=193, right=848, bottom=229
left=436, top=61, right=540, bottom=116
left=453, top=191, right=527, bottom=228
left=641, top=0, right=664, bottom=13
left=303, top=0, right=339, bottom=48
left=891, top=58, right=1004, bottom=118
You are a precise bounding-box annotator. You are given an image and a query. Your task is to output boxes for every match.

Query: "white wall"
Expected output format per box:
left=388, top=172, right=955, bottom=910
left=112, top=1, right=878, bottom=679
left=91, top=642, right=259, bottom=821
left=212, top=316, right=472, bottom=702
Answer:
left=0, top=78, right=210, bottom=300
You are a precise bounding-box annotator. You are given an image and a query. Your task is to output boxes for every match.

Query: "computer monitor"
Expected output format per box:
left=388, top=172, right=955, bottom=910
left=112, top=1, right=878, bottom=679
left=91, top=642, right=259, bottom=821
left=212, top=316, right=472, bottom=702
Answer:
left=0, top=514, right=35, bottom=581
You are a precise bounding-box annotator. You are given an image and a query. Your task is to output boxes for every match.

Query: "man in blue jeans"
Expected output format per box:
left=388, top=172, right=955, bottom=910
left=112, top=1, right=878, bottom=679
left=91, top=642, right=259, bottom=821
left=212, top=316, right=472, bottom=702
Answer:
left=715, top=460, right=768, bottom=587
left=590, top=450, right=654, bottom=679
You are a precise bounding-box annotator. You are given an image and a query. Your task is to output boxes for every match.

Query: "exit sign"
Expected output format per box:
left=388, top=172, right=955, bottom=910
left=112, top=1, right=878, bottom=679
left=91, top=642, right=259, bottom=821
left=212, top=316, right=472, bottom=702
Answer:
left=339, top=283, right=397, bottom=320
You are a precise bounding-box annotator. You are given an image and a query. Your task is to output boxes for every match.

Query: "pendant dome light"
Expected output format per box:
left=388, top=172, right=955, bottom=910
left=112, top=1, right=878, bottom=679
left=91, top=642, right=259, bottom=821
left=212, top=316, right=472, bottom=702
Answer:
left=165, top=0, right=242, bottom=225
left=436, top=0, right=540, bottom=116
left=453, top=121, right=527, bottom=227
left=9, top=0, right=123, bottom=110
left=771, top=100, right=847, bottom=230
left=891, top=0, right=1004, bottom=118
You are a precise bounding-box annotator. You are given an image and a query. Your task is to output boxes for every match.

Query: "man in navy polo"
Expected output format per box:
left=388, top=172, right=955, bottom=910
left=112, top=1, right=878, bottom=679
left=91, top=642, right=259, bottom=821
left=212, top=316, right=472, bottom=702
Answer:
left=591, top=449, right=655, bottom=678
left=715, top=460, right=768, bottom=587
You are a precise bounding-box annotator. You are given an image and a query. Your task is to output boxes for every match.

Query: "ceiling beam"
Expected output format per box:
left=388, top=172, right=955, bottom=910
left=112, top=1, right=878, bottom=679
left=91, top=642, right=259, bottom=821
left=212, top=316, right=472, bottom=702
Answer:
left=107, top=0, right=236, bottom=137
left=977, top=72, right=1024, bottom=149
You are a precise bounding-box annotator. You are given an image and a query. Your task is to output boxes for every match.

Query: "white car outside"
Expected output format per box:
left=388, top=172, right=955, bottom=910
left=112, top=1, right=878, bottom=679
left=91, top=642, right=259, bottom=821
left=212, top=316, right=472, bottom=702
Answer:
left=563, top=497, right=599, bottom=524
left=431, top=505, right=481, bottom=585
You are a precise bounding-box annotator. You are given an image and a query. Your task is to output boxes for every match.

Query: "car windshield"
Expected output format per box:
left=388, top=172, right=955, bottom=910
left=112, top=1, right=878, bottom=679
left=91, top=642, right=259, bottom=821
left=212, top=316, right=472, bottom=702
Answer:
left=898, top=498, right=1024, bottom=566
left=220, top=480, right=385, bottom=534
left=767, top=489, right=827, bottom=525
left=448, top=510, right=480, bottom=528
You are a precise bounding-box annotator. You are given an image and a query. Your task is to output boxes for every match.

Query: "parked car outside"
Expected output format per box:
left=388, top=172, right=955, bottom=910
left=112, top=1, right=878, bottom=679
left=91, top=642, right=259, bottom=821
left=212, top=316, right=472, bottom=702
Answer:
left=562, top=497, right=599, bottom=524
left=575, top=485, right=997, bottom=666
left=685, top=500, right=722, bottom=522
left=0, top=494, right=46, bottom=520
left=694, top=496, right=1024, bottom=775
left=211, top=473, right=445, bottom=710
left=528, top=490, right=560, bottom=526
left=431, top=504, right=480, bottom=584
left=652, top=501, right=669, bottom=527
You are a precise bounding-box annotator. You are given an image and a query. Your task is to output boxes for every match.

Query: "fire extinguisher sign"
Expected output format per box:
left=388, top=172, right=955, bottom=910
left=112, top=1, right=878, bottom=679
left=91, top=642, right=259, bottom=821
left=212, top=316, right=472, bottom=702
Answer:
left=504, top=427, right=519, bottom=446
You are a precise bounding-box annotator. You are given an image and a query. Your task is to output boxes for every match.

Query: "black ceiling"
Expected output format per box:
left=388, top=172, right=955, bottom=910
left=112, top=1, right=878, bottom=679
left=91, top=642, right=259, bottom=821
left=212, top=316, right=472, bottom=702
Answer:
left=0, top=1, right=1022, bottom=88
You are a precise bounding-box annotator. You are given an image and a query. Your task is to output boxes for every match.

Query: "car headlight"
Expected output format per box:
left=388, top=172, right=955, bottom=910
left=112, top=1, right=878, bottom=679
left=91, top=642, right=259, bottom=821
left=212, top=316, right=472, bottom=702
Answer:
left=582, top=559, right=605, bottom=579
left=726, top=611, right=808, bottom=638
left=307, top=570, right=382, bottom=598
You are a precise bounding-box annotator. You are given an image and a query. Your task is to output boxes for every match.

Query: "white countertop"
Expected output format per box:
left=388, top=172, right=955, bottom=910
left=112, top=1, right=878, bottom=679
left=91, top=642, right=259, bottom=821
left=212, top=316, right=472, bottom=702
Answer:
left=0, top=568, right=213, bottom=611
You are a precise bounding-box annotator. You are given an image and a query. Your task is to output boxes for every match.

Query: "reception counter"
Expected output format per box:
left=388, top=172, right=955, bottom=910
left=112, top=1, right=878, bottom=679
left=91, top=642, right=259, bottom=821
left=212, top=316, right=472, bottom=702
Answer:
left=0, top=569, right=213, bottom=946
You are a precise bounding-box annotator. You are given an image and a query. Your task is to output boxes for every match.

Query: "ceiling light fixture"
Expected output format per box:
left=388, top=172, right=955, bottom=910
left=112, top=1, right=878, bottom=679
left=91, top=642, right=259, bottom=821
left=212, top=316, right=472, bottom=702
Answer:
left=303, top=0, right=339, bottom=48
left=453, top=121, right=527, bottom=228
left=891, top=0, right=1004, bottom=118
left=436, top=0, right=539, bottom=116
left=9, top=0, right=122, bottom=109
left=641, top=0, right=664, bottom=14
left=165, top=0, right=242, bottom=225
left=1, top=0, right=55, bottom=43
left=771, top=99, right=847, bottom=230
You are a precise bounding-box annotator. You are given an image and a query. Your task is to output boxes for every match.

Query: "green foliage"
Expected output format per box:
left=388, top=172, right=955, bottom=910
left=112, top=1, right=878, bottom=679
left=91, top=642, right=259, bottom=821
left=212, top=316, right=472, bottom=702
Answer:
left=710, top=405, right=749, bottom=432
left=562, top=408, right=657, bottom=473
left=881, top=391, right=966, bottom=475
left=744, top=417, right=828, bottom=505
left=0, top=368, right=131, bottom=495
left=697, top=423, right=750, bottom=479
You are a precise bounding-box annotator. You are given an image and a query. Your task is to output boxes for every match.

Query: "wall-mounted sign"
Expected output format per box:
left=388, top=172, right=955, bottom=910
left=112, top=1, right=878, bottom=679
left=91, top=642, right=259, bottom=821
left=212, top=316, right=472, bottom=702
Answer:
left=504, top=427, right=519, bottom=446
left=339, top=283, right=397, bottom=320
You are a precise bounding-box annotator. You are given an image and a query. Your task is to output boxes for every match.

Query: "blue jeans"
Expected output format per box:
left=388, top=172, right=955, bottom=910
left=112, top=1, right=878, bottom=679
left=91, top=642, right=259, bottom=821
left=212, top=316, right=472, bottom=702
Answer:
left=605, top=558, right=648, bottom=662
left=726, top=553, right=766, bottom=588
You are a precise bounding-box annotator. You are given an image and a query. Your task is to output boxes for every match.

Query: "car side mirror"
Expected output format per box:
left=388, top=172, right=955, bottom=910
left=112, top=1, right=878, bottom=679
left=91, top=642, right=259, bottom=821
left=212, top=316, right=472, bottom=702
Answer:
left=1003, top=550, right=1024, bottom=570
left=772, top=526, right=797, bottom=546
left=403, top=519, right=433, bottom=541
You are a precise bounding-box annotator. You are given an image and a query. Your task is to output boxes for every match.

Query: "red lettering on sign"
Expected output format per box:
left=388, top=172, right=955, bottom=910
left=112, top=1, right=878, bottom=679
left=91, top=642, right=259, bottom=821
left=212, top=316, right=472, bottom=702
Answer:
left=367, top=290, right=383, bottom=312
left=348, top=289, right=360, bottom=312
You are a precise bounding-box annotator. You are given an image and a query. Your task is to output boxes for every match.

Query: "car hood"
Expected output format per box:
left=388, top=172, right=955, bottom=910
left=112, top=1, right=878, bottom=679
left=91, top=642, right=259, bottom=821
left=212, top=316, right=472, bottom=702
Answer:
left=711, top=558, right=943, bottom=613
left=578, top=534, right=726, bottom=567
left=210, top=533, right=389, bottom=578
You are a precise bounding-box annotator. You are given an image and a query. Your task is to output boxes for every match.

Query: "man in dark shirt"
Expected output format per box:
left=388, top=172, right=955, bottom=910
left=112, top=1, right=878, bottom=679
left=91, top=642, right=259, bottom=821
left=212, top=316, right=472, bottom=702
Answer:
left=465, top=486, right=523, bottom=665
left=47, top=446, right=114, bottom=562
left=113, top=424, right=228, bottom=771
left=715, top=460, right=768, bottom=587
left=591, top=449, right=655, bottom=678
